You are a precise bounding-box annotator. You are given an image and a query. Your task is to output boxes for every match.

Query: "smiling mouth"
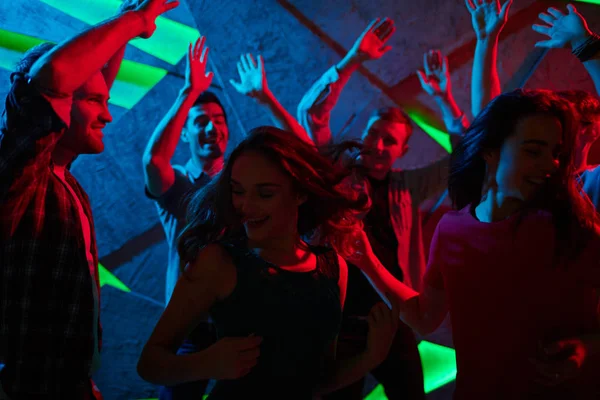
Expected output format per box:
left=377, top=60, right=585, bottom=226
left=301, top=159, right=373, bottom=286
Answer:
left=244, top=216, right=269, bottom=228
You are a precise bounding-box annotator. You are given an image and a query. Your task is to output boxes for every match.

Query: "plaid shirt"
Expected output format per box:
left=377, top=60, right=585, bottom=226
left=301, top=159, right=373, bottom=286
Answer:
left=0, top=73, right=101, bottom=398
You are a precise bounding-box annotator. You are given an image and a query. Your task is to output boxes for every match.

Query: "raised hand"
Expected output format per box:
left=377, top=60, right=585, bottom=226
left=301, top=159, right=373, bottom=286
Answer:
left=348, top=17, right=396, bottom=62
left=229, top=54, right=269, bottom=100
left=135, top=0, right=180, bottom=39
left=466, top=0, right=513, bottom=40
left=532, top=4, right=593, bottom=50
left=417, top=50, right=451, bottom=98
left=365, top=297, right=400, bottom=367
left=203, top=335, right=262, bottom=380
left=183, top=36, right=213, bottom=96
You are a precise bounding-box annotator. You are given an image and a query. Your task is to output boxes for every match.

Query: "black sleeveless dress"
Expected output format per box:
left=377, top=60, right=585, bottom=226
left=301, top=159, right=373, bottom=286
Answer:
left=208, top=241, right=343, bottom=399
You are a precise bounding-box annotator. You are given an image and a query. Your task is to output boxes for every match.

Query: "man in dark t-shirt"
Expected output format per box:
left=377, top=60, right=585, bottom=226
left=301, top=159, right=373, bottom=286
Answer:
left=142, top=37, right=228, bottom=400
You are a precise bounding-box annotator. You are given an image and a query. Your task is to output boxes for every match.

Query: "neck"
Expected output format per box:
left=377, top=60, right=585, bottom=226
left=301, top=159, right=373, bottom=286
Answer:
left=248, top=231, right=307, bottom=263
left=192, top=156, right=224, bottom=178
left=475, top=187, right=523, bottom=222
left=52, top=146, right=77, bottom=173
left=575, top=141, right=593, bottom=174
left=367, top=168, right=389, bottom=180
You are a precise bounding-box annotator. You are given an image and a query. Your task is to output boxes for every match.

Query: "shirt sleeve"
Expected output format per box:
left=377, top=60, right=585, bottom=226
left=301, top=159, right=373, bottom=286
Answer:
left=145, top=167, right=195, bottom=222
left=296, top=66, right=354, bottom=148
left=0, top=73, right=72, bottom=195
left=399, top=153, right=451, bottom=206
left=423, top=221, right=445, bottom=290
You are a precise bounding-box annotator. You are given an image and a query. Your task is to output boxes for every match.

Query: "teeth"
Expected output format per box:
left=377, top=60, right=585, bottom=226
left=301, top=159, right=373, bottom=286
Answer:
left=248, top=217, right=267, bottom=223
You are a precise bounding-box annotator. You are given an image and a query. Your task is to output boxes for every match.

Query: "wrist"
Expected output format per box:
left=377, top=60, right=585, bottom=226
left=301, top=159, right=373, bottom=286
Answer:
left=336, top=52, right=362, bottom=76
left=476, top=33, right=499, bottom=46
left=125, top=10, right=149, bottom=37
left=254, top=87, right=274, bottom=105
left=571, top=30, right=594, bottom=51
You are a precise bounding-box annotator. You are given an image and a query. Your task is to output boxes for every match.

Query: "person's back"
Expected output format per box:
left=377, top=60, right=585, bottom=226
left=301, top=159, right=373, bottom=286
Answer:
left=426, top=207, right=600, bottom=399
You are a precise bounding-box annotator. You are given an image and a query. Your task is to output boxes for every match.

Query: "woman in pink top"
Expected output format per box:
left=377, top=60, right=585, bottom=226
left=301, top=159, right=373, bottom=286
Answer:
left=354, top=89, right=600, bottom=399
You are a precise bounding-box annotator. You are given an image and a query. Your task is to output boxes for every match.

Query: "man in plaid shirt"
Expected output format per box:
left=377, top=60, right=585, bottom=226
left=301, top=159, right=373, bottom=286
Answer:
left=0, top=0, right=179, bottom=398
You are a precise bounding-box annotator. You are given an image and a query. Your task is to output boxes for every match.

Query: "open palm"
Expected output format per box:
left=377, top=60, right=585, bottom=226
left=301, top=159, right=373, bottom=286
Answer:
left=229, top=53, right=268, bottom=98
left=466, top=0, right=512, bottom=40
left=532, top=4, right=592, bottom=49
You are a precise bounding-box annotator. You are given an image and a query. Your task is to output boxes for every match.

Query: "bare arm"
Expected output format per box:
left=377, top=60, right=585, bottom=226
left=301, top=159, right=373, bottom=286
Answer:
left=466, top=0, right=513, bottom=117
left=317, top=257, right=399, bottom=394
left=533, top=4, right=600, bottom=95
left=30, top=0, right=178, bottom=95
left=417, top=49, right=469, bottom=135
left=143, top=37, right=213, bottom=197
left=137, top=244, right=261, bottom=385
left=229, top=54, right=312, bottom=144
left=297, top=18, right=396, bottom=148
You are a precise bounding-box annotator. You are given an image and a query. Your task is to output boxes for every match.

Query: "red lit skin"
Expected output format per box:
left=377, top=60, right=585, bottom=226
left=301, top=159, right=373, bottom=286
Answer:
left=229, top=53, right=313, bottom=145
left=355, top=113, right=600, bottom=385
left=143, top=36, right=227, bottom=197
left=466, top=0, right=513, bottom=117
left=27, top=0, right=179, bottom=171
left=532, top=4, right=600, bottom=173
left=137, top=151, right=400, bottom=392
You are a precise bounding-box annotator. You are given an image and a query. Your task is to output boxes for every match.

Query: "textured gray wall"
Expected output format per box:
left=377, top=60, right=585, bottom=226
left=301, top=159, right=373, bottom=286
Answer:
left=2, top=0, right=600, bottom=399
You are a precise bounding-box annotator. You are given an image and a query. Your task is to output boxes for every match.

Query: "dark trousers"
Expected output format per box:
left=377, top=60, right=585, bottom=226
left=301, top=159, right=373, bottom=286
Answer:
left=324, top=265, right=425, bottom=400
left=158, top=322, right=217, bottom=400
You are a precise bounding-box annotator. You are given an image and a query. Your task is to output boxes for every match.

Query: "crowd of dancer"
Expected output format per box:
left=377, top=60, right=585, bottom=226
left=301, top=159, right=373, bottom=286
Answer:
left=1, top=0, right=600, bottom=398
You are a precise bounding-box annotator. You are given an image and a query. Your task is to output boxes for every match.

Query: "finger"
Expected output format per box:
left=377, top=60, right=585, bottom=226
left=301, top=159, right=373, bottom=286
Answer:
left=194, top=36, right=204, bottom=59
left=532, top=24, right=551, bottom=37
left=432, top=49, right=442, bottom=70
left=236, top=61, right=245, bottom=77
left=258, top=54, right=265, bottom=74
left=538, top=12, right=556, bottom=26
left=233, top=336, right=263, bottom=351
left=424, top=52, right=433, bottom=76
left=163, top=0, right=180, bottom=12
left=534, top=39, right=561, bottom=48
left=239, top=347, right=261, bottom=361
left=187, top=42, right=193, bottom=64
left=205, top=71, right=214, bottom=83
left=229, top=79, right=241, bottom=91
left=200, top=46, right=210, bottom=64
left=240, top=54, right=251, bottom=72
left=379, top=45, right=393, bottom=54
left=441, top=55, right=449, bottom=74
left=465, top=0, right=476, bottom=12
left=416, top=69, right=429, bottom=88
left=547, top=7, right=566, bottom=20
left=500, top=0, right=513, bottom=20
left=365, top=18, right=381, bottom=35
left=566, top=4, right=578, bottom=15
left=380, top=22, right=396, bottom=42
left=246, top=53, right=257, bottom=69
left=373, top=18, right=390, bottom=38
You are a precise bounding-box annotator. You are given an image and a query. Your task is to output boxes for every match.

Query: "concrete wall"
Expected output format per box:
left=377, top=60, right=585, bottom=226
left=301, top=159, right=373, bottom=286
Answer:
left=1, top=1, right=600, bottom=398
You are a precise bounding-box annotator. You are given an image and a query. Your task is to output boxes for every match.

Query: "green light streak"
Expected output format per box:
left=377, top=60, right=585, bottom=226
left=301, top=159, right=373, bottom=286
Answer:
left=99, top=263, right=131, bottom=292
left=40, top=0, right=200, bottom=65
left=573, top=0, right=600, bottom=4
left=406, top=111, right=453, bottom=154
left=0, top=29, right=167, bottom=109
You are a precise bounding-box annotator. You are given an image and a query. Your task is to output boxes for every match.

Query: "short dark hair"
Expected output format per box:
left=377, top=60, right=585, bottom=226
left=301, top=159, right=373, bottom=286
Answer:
left=192, top=91, right=227, bottom=122
left=558, top=90, right=600, bottom=124
left=12, top=43, right=55, bottom=79
left=369, top=107, right=413, bottom=135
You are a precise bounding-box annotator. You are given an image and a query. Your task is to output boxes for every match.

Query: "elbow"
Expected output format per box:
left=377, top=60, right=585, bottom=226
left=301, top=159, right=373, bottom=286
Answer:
left=30, top=59, right=70, bottom=94
left=143, top=153, right=168, bottom=173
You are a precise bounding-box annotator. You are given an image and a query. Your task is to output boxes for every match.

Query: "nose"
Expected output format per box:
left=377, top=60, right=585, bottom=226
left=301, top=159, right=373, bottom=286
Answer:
left=374, top=138, right=384, bottom=152
left=100, top=103, right=112, bottom=124
left=205, top=120, right=216, bottom=134
left=541, top=155, right=559, bottom=177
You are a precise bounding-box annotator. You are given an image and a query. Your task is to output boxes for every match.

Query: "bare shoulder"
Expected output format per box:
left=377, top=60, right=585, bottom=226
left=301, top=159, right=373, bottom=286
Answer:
left=183, top=243, right=237, bottom=298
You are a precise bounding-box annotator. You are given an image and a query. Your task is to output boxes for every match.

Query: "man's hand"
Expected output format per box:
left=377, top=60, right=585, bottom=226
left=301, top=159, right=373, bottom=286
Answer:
left=417, top=49, right=451, bottom=98
left=532, top=4, right=593, bottom=50
left=229, top=54, right=269, bottom=102
left=183, top=36, right=213, bottom=96
left=118, top=0, right=143, bottom=13
left=347, top=17, right=396, bottom=63
left=466, top=0, right=513, bottom=41
left=530, top=337, right=593, bottom=386
left=134, top=0, right=180, bottom=39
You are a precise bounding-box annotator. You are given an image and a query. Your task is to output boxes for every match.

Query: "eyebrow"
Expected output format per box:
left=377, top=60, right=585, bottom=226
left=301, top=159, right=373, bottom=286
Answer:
left=88, top=93, right=110, bottom=101
left=521, top=139, right=548, bottom=146
left=230, top=179, right=282, bottom=188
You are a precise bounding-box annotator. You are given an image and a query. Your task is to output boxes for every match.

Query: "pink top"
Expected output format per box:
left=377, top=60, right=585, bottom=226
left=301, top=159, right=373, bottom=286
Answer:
left=425, top=206, right=600, bottom=399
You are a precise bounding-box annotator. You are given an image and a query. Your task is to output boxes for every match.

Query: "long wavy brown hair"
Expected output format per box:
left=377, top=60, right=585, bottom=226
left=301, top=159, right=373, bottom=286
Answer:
left=178, top=126, right=370, bottom=267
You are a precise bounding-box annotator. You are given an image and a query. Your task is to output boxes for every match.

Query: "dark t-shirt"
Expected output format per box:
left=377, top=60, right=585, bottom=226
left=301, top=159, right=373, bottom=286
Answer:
left=146, top=162, right=211, bottom=304
left=344, top=174, right=403, bottom=317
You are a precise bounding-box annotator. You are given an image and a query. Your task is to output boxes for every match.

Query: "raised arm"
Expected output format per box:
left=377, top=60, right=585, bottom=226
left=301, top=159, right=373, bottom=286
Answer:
left=297, top=18, right=395, bottom=147
left=143, top=36, right=213, bottom=197
left=533, top=4, right=600, bottom=95
left=137, top=244, right=262, bottom=385
left=350, top=228, right=448, bottom=336
left=466, top=0, right=513, bottom=117
left=229, top=53, right=312, bottom=144
left=30, top=0, right=178, bottom=95
left=417, top=49, right=469, bottom=135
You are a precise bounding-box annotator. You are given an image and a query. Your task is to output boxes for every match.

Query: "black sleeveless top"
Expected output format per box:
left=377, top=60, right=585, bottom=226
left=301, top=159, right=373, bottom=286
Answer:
left=208, top=241, right=343, bottom=399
